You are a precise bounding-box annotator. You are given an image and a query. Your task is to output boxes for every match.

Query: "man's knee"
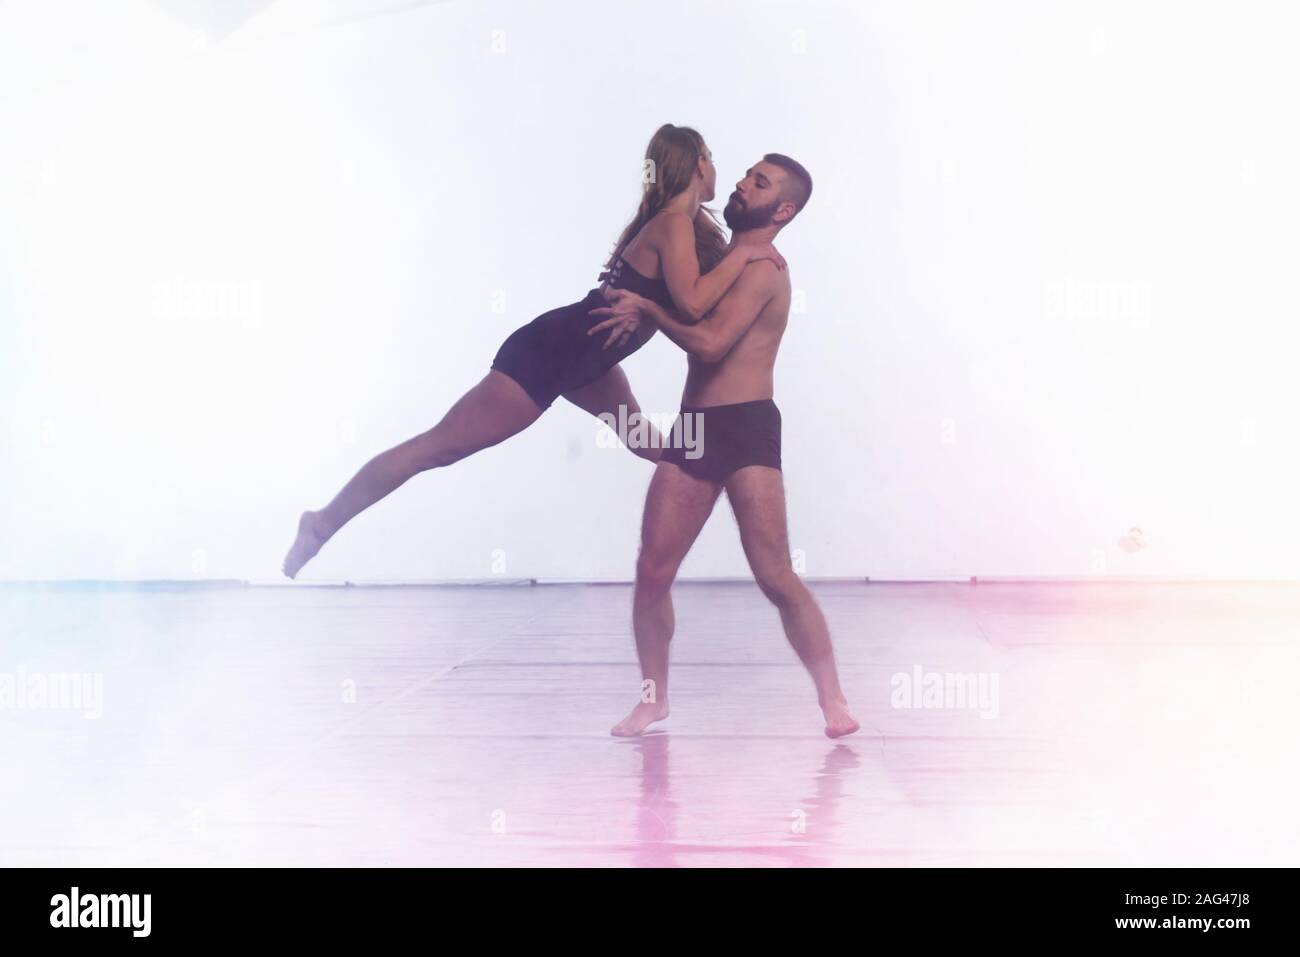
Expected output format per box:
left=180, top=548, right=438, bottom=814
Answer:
left=635, top=550, right=678, bottom=597
left=754, top=565, right=805, bottom=610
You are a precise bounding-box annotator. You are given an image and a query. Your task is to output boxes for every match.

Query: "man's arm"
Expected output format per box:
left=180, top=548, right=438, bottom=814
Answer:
left=642, top=262, right=778, bottom=363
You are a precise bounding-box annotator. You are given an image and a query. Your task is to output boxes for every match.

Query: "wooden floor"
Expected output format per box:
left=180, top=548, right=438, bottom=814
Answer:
left=1, top=580, right=1297, bottom=867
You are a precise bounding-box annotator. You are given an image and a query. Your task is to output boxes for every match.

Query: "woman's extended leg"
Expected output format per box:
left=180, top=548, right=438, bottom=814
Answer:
left=283, top=370, right=543, bottom=577
left=562, top=365, right=663, bottom=464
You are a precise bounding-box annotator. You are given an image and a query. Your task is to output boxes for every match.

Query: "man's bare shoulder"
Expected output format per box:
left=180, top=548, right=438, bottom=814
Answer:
left=739, top=259, right=791, bottom=298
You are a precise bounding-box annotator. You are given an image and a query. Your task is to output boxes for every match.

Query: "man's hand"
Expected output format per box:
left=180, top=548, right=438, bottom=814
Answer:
left=588, top=288, right=648, bottom=350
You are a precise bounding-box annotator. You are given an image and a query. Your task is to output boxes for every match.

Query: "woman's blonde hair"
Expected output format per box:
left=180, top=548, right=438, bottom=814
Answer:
left=605, top=124, right=728, bottom=273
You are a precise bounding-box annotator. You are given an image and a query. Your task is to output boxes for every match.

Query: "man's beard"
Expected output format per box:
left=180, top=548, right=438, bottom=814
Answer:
left=723, top=192, right=780, bottom=232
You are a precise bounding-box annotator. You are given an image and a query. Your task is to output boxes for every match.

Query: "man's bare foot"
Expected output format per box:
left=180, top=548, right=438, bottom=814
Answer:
left=282, top=510, right=330, bottom=579
left=611, top=699, right=670, bottom=737
left=821, top=698, right=860, bottom=739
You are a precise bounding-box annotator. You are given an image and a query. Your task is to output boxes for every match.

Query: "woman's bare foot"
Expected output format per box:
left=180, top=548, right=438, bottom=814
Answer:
left=821, top=697, right=860, bottom=739
left=282, top=510, right=330, bottom=579
left=611, top=699, right=670, bottom=737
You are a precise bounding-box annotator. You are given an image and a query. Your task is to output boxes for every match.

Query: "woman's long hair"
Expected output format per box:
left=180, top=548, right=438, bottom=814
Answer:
left=605, top=124, right=728, bottom=274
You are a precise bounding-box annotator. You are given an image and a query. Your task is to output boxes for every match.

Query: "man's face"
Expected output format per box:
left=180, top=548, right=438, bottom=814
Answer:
left=723, top=160, right=787, bottom=231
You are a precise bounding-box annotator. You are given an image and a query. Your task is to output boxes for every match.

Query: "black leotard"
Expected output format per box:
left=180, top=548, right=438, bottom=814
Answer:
left=490, top=255, right=675, bottom=410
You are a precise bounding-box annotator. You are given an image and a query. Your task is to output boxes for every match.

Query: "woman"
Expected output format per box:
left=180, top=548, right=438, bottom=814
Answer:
left=283, top=123, right=783, bottom=577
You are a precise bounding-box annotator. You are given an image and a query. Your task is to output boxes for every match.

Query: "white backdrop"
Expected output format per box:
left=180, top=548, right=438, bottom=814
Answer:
left=2, top=0, right=1297, bottom=581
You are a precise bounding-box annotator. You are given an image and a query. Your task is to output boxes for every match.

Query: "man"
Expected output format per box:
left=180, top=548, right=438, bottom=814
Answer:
left=589, top=154, right=859, bottom=739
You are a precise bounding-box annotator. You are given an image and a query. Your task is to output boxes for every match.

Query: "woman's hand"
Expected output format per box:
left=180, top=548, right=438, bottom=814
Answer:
left=588, top=288, right=647, bottom=350
left=745, top=242, right=786, bottom=271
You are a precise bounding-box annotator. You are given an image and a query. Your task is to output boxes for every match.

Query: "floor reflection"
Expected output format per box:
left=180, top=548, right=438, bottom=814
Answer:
left=628, top=734, right=864, bottom=866
left=785, top=744, right=863, bottom=865
left=630, top=733, right=678, bottom=866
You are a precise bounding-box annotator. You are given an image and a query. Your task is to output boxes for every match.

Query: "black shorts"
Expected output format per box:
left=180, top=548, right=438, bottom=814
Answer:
left=660, top=398, right=782, bottom=484
left=490, top=288, right=653, bottom=410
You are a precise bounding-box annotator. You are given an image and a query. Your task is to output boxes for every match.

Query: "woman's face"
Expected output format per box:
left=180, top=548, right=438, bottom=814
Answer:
left=698, top=146, right=717, bottom=202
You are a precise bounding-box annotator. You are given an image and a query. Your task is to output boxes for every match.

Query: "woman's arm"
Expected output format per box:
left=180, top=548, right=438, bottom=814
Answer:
left=653, top=212, right=783, bottom=322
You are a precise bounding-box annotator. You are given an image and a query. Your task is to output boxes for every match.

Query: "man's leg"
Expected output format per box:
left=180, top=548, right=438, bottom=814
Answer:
left=724, top=465, right=859, bottom=738
left=611, top=461, right=722, bottom=736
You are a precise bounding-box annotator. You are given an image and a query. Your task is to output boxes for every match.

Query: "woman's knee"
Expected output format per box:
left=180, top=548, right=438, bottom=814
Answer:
left=408, top=431, right=471, bottom=472
left=631, top=443, right=662, bottom=465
